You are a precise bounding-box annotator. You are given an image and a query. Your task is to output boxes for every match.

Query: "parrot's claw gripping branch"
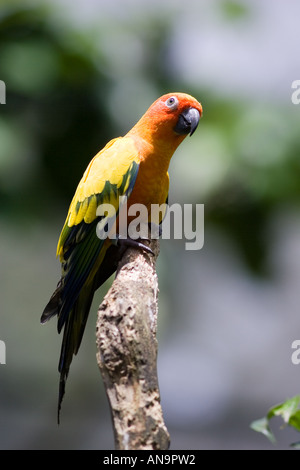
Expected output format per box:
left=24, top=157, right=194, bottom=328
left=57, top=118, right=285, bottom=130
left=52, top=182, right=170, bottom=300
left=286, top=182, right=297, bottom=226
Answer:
left=96, top=235, right=170, bottom=450
left=115, top=236, right=154, bottom=256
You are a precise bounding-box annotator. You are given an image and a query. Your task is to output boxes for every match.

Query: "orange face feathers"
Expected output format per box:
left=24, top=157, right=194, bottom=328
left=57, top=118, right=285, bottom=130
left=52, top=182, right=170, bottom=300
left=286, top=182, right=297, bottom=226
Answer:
left=127, top=92, right=203, bottom=148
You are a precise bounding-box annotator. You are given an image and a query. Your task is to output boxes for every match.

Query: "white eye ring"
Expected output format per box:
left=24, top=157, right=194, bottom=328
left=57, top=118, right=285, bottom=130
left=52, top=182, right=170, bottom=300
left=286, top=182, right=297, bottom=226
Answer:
left=165, top=96, right=179, bottom=110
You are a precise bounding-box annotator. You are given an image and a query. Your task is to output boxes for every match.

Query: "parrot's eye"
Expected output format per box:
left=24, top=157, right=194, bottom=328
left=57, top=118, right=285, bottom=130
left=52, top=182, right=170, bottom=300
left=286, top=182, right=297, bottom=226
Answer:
left=165, top=96, right=179, bottom=110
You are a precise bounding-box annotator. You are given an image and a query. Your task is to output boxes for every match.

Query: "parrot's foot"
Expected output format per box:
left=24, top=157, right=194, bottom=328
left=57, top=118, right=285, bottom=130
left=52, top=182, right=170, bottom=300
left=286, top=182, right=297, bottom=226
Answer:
left=115, top=236, right=154, bottom=255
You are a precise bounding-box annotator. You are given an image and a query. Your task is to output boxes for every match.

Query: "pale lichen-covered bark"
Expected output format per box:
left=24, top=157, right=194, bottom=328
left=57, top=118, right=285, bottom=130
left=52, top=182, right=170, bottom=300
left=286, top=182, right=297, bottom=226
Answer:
left=96, top=238, right=170, bottom=450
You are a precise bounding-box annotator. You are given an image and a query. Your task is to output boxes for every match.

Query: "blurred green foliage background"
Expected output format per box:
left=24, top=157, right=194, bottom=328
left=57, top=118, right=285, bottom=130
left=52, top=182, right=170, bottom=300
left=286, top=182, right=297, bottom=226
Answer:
left=0, top=0, right=300, bottom=449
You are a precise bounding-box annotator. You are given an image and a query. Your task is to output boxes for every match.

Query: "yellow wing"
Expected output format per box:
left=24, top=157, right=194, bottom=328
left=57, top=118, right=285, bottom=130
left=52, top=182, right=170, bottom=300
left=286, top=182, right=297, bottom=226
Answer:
left=57, top=137, right=140, bottom=260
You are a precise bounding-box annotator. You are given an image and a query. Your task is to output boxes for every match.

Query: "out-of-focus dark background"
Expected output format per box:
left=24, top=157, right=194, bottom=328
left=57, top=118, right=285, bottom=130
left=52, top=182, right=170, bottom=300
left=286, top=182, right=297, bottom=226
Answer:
left=1, top=0, right=300, bottom=450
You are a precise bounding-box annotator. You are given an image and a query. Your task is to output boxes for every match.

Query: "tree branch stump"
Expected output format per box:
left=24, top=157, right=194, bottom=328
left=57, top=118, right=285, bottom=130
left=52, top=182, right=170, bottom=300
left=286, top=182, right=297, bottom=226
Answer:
left=96, top=238, right=170, bottom=450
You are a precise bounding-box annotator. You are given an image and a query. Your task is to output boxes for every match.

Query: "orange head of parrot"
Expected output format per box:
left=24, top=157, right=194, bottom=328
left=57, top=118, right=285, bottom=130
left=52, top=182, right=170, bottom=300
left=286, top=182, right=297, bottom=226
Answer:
left=128, top=92, right=203, bottom=153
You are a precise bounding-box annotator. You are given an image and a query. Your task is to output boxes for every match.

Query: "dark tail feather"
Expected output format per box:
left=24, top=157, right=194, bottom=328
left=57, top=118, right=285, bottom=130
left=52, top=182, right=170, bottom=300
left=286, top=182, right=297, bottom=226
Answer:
left=58, top=371, right=66, bottom=425
left=41, top=277, right=96, bottom=423
left=41, top=280, right=63, bottom=323
left=57, top=281, right=96, bottom=424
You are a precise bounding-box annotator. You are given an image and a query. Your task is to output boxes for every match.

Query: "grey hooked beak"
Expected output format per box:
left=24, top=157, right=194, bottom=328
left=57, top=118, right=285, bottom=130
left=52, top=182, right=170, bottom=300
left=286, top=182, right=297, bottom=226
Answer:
left=174, top=107, right=201, bottom=136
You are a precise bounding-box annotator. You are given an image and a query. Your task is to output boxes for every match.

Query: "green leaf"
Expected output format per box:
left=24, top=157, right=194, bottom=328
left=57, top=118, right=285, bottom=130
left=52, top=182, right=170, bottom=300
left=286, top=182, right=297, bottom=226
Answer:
left=251, top=396, right=300, bottom=446
left=289, top=410, right=300, bottom=432
left=250, top=417, right=276, bottom=444
left=267, top=396, right=300, bottom=424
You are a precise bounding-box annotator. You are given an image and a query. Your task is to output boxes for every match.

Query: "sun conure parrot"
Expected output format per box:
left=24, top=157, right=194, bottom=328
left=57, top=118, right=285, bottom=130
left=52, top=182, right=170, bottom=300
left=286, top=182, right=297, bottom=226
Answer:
left=41, top=92, right=203, bottom=422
